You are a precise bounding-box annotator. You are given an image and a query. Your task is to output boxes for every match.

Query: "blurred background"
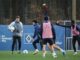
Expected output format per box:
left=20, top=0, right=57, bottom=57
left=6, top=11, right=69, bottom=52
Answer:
left=0, top=0, right=78, bottom=24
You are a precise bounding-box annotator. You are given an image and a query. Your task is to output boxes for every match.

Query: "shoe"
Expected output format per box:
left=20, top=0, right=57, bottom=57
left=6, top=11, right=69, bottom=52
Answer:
left=18, top=51, right=21, bottom=54
left=12, top=51, right=13, bottom=54
left=62, top=50, right=66, bottom=56
left=42, top=51, right=46, bottom=58
left=42, top=54, right=46, bottom=58
left=52, top=52, right=57, bottom=58
left=73, top=52, right=77, bottom=55
left=53, top=55, right=57, bottom=58
left=33, top=49, right=39, bottom=55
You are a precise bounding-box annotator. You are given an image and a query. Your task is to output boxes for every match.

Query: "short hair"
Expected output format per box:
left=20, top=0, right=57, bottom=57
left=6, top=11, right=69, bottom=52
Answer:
left=71, top=20, right=75, bottom=24
left=32, top=20, right=38, bottom=23
left=44, top=16, right=49, bottom=20
left=16, top=16, right=20, bottom=18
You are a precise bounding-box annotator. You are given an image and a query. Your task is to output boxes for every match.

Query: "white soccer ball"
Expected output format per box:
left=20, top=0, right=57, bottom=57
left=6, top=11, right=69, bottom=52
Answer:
left=42, top=3, right=46, bottom=6
left=23, top=50, right=28, bottom=54
left=8, top=26, right=15, bottom=32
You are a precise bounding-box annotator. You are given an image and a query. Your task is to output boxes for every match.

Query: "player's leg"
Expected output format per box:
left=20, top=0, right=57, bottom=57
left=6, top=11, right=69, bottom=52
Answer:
left=53, top=44, right=66, bottom=55
left=17, top=36, right=21, bottom=53
left=32, top=39, right=39, bottom=55
left=72, top=36, right=77, bottom=55
left=53, top=37, right=66, bottom=55
left=42, top=39, right=47, bottom=58
left=48, top=42, right=57, bottom=57
left=77, top=36, right=80, bottom=53
left=38, top=32, right=43, bottom=50
left=42, top=44, right=46, bottom=58
left=14, top=41, right=17, bottom=50
left=12, top=36, right=17, bottom=54
left=39, top=39, right=43, bottom=50
left=77, top=36, right=80, bottom=47
left=32, top=40, right=37, bottom=49
left=48, top=44, right=57, bottom=58
left=48, top=44, right=56, bottom=53
left=48, top=39, right=57, bottom=58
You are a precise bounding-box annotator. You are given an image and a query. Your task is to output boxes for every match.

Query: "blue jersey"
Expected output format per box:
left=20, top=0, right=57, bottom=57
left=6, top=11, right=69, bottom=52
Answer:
left=33, top=23, right=40, bottom=40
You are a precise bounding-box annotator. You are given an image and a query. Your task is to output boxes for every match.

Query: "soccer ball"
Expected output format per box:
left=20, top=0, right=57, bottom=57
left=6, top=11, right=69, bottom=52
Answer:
left=8, top=26, right=15, bottom=32
left=23, top=50, right=28, bottom=54
left=42, top=3, right=48, bottom=12
left=10, top=26, right=15, bottom=31
left=42, top=3, right=46, bottom=6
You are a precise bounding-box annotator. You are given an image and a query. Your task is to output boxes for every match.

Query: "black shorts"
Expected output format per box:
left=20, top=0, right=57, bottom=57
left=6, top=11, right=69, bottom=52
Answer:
left=42, top=38, right=54, bottom=45
left=53, top=39, right=56, bottom=44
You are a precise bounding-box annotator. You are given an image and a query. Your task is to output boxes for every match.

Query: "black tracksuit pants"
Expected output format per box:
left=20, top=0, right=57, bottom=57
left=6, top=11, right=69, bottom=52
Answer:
left=72, top=36, right=80, bottom=52
left=12, top=35, right=21, bottom=51
left=32, top=38, right=43, bottom=50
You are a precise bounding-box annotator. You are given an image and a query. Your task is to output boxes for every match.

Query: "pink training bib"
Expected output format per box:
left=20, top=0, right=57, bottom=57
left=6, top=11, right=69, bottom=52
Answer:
left=71, top=25, right=79, bottom=36
left=42, top=21, right=53, bottom=39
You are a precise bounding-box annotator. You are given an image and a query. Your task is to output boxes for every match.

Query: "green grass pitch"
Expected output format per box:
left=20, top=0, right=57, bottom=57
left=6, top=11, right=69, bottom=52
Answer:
left=0, top=51, right=80, bottom=60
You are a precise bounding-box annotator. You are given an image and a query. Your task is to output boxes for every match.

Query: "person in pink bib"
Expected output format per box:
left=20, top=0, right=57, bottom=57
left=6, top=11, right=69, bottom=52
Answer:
left=56, top=20, right=80, bottom=55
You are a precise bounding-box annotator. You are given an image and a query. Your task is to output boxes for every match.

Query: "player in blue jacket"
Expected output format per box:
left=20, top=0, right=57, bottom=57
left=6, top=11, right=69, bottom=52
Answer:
left=32, top=20, right=43, bottom=55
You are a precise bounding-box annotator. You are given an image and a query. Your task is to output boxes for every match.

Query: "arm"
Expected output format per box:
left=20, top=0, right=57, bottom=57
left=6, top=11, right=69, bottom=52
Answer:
left=76, top=25, right=80, bottom=32
left=51, top=24, right=56, bottom=40
left=8, top=22, right=14, bottom=28
left=20, top=22, right=23, bottom=33
left=19, top=22, right=23, bottom=36
left=55, top=23, right=71, bottom=28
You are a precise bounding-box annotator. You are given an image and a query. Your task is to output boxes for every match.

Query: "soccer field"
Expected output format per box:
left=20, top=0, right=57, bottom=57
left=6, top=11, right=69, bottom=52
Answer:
left=0, top=51, right=80, bottom=60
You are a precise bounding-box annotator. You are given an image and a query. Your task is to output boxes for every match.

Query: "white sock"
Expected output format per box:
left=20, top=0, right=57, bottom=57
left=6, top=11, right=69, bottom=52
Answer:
left=35, top=49, right=39, bottom=51
left=43, top=52, right=46, bottom=58
left=61, top=49, right=64, bottom=52
left=52, top=52, right=57, bottom=56
left=52, top=52, right=57, bottom=58
left=54, top=51, right=56, bottom=54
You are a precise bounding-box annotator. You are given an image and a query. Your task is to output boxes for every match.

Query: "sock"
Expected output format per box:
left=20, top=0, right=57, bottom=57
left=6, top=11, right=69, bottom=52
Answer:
left=52, top=52, right=56, bottom=56
left=61, top=49, right=64, bottom=52
left=35, top=49, right=39, bottom=51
